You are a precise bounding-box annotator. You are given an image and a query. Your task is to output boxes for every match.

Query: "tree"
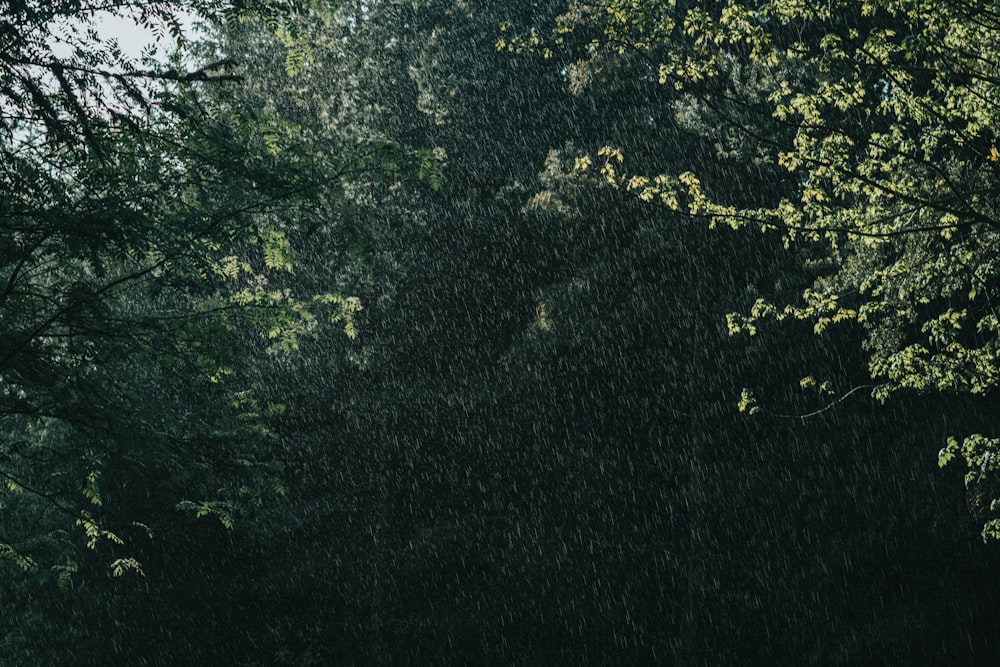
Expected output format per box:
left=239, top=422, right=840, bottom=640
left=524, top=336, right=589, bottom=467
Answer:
left=527, top=0, right=1000, bottom=540
left=8, top=0, right=1000, bottom=663
left=180, top=1, right=1000, bottom=664
left=0, top=0, right=339, bottom=581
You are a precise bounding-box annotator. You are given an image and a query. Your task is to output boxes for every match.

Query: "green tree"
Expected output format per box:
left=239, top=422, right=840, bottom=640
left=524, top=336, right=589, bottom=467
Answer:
left=532, top=0, right=1000, bottom=539
left=191, top=1, right=1000, bottom=664
left=8, top=1, right=1000, bottom=664
left=1, top=3, right=438, bottom=662
left=0, top=0, right=338, bottom=581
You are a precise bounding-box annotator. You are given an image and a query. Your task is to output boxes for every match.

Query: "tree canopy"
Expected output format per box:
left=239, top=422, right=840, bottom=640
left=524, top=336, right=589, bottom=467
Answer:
left=4, top=0, right=1000, bottom=664
left=0, top=0, right=349, bottom=577
left=510, top=0, right=1000, bottom=539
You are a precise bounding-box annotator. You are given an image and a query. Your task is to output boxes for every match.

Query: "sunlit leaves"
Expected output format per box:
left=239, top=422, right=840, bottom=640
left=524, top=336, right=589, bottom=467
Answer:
left=939, top=433, right=1000, bottom=540
left=109, top=557, right=145, bottom=577
left=263, top=228, right=296, bottom=273
left=315, top=293, right=363, bottom=339
left=534, top=0, right=1000, bottom=540
left=76, top=514, right=124, bottom=551
left=0, top=543, right=37, bottom=573
left=82, top=469, right=102, bottom=507
left=176, top=499, right=237, bottom=529
left=737, top=388, right=760, bottom=415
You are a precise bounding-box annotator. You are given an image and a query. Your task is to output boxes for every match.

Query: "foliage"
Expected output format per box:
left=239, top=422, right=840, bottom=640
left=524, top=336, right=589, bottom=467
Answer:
left=7, top=0, right=1000, bottom=664
left=151, top=1, right=1000, bottom=664
left=0, top=0, right=338, bottom=579
left=525, top=0, right=1000, bottom=538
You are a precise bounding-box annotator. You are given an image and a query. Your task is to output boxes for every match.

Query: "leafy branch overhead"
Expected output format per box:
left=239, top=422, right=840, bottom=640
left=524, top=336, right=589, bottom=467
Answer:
left=513, top=0, right=1000, bottom=538
left=0, top=0, right=343, bottom=579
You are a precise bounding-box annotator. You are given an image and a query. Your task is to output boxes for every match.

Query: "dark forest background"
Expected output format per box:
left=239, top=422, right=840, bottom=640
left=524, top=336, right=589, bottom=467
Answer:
left=3, top=1, right=1000, bottom=664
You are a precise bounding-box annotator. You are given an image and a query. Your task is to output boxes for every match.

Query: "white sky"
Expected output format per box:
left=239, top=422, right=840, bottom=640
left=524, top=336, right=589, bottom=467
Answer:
left=52, top=10, right=197, bottom=63
left=95, top=13, right=171, bottom=60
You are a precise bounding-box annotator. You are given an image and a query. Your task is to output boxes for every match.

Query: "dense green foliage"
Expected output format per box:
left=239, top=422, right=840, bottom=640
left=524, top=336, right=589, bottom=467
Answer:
left=4, top=0, right=1000, bottom=664
left=523, top=0, right=1000, bottom=540
left=0, top=0, right=359, bottom=577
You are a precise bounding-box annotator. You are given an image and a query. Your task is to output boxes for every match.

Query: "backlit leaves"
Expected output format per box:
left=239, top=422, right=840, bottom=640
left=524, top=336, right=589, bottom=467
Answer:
left=539, top=0, right=1000, bottom=538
